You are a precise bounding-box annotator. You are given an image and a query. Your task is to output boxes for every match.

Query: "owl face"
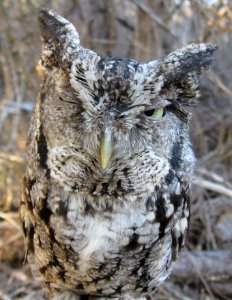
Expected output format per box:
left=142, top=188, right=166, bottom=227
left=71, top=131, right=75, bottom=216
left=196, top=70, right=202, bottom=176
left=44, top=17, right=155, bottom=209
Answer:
left=37, top=9, right=216, bottom=198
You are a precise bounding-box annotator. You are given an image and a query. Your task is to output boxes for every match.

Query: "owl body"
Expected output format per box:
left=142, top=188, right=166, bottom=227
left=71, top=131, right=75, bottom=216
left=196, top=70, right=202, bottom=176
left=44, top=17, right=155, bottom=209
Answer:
left=21, top=9, right=216, bottom=299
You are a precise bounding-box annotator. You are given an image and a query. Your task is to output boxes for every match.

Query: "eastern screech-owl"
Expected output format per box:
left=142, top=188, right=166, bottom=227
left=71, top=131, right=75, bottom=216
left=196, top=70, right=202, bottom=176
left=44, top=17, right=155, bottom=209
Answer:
left=20, top=9, right=216, bottom=300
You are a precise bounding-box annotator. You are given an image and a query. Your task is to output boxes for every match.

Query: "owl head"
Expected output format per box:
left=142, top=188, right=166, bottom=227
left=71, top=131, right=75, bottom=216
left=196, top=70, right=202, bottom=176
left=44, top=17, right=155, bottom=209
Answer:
left=37, top=9, right=216, bottom=198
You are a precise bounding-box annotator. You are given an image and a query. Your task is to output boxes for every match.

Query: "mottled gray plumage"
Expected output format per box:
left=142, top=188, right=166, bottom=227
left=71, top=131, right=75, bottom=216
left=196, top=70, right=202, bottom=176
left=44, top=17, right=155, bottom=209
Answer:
left=20, top=9, right=217, bottom=300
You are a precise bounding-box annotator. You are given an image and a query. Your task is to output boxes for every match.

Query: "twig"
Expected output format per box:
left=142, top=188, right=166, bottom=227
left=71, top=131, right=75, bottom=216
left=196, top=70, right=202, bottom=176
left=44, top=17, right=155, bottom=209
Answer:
left=187, top=252, right=215, bottom=300
left=0, top=151, right=25, bottom=163
left=160, top=282, right=194, bottom=300
left=193, top=177, right=232, bottom=198
left=0, top=290, right=11, bottom=300
left=196, top=167, right=232, bottom=189
left=130, top=0, right=178, bottom=40
left=173, top=250, right=232, bottom=282
left=209, top=70, right=232, bottom=100
left=0, top=212, right=21, bottom=231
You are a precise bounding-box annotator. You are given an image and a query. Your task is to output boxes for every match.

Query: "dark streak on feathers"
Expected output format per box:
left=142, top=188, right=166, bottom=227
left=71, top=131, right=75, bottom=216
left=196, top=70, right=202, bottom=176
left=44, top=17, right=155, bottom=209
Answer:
left=37, top=124, right=49, bottom=170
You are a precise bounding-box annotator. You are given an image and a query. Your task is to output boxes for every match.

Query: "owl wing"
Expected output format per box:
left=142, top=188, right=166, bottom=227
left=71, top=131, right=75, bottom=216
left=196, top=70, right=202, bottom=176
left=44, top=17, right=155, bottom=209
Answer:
left=20, top=176, right=43, bottom=282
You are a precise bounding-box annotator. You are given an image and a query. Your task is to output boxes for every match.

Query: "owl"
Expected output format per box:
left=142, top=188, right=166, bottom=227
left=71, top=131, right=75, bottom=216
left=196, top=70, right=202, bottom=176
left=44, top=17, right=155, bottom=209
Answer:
left=20, top=8, right=217, bottom=300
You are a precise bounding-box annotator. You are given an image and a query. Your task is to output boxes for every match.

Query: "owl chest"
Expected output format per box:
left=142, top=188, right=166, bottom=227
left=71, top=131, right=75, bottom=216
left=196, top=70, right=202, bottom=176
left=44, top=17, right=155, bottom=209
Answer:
left=46, top=196, right=160, bottom=291
left=49, top=189, right=185, bottom=261
left=32, top=183, right=189, bottom=296
left=50, top=194, right=160, bottom=262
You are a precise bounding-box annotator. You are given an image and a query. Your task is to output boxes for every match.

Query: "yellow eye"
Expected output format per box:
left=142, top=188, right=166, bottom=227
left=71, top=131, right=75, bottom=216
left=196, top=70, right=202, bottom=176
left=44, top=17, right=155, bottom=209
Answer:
left=144, top=108, right=165, bottom=118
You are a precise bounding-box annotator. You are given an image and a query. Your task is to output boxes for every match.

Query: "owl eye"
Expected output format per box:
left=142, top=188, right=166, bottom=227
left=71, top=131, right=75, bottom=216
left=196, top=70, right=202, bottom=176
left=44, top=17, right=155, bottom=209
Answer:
left=144, top=108, right=166, bottom=118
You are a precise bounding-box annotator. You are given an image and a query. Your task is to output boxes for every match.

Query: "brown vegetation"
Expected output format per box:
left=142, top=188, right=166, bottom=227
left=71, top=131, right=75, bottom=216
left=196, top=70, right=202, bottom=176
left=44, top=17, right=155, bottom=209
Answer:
left=0, top=0, right=232, bottom=299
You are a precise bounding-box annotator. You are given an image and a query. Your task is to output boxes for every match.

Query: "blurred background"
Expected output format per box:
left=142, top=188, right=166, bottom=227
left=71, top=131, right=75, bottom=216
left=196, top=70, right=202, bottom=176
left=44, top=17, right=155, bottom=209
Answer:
left=0, top=0, right=232, bottom=299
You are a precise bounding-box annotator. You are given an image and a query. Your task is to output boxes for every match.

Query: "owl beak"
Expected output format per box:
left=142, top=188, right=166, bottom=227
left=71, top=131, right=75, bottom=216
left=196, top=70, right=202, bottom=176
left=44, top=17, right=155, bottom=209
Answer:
left=100, top=128, right=113, bottom=169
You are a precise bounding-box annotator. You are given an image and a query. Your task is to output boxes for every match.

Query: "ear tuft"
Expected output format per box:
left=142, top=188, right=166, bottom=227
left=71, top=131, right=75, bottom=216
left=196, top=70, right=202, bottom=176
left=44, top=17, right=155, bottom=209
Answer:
left=38, top=9, right=80, bottom=70
left=158, top=43, right=218, bottom=106
left=163, top=43, right=217, bottom=74
left=38, top=9, right=80, bottom=46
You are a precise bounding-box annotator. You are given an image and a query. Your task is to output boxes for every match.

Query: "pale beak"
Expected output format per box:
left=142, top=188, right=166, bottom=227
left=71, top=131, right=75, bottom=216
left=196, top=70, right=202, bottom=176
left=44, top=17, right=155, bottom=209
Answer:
left=100, top=128, right=113, bottom=169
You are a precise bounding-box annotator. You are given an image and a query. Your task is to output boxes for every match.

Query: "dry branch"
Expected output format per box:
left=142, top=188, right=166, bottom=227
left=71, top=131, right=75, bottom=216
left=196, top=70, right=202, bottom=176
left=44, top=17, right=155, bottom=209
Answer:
left=193, top=177, right=232, bottom=198
left=209, top=70, right=232, bottom=100
left=0, top=151, right=25, bottom=163
left=172, top=250, right=232, bottom=283
left=130, top=0, right=178, bottom=39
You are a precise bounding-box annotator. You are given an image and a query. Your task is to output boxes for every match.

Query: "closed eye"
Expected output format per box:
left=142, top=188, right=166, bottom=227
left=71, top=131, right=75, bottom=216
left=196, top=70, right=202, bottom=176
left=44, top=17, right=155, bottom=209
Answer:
left=59, top=96, right=79, bottom=105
